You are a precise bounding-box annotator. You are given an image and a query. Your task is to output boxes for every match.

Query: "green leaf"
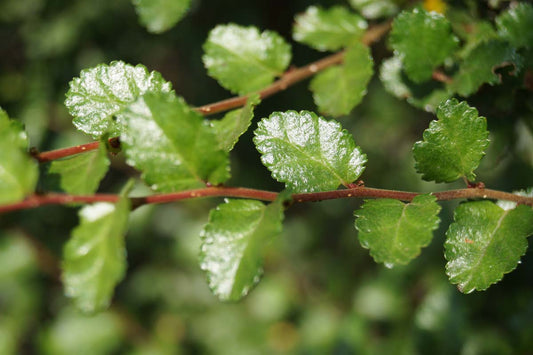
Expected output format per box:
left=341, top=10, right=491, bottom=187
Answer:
left=48, top=142, right=109, bottom=195
left=211, top=94, right=260, bottom=152
left=379, top=56, right=452, bottom=112
left=444, top=201, right=533, bottom=293
left=62, top=188, right=131, bottom=313
left=0, top=108, right=38, bottom=205
left=202, top=24, right=291, bottom=95
left=200, top=198, right=284, bottom=301
left=65, top=61, right=173, bottom=138
left=496, top=3, right=533, bottom=49
left=413, top=99, right=489, bottom=183
left=355, top=194, right=441, bottom=267
left=390, top=8, right=459, bottom=83
left=120, top=92, right=230, bottom=192
left=254, top=110, right=366, bottom=192
left=293, top=6, right=367, bottom=52
left=451, top=40, right=523, bottom=97
left=348, top=0, right=398, bottom=19
left=309, top=42, right=373, bottom=116
left=132, top=0, right=191, bottom=34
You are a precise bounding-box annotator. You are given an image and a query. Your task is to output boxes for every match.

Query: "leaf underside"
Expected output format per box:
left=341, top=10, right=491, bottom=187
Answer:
left=310, top=42, right=373, bottom=116
left=133, top=0, right=191, bottom=34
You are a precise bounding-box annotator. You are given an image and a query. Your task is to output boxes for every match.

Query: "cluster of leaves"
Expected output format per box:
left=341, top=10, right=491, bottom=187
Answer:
left=0, top=1, right=532, bottom=318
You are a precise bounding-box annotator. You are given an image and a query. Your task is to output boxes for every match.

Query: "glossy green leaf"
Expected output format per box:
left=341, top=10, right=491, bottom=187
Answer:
left=379, top=56, right=452, bottom=112
left=62, top=188, right=131, bottom=313
left=355, top=194, right=441, bottom=267
left=200, top=198, right=284, bottom=301
left=309, top=42, right=373, bottom=116
left=0, top=108, right=38, bottom=205
left=293, top=6, right=367, bottom=52
left=451, top=40, right=523, bottom=97
left=348, top=0, right=398, bottom=19
left=120, top=92, right=230, bottom=192
left=48, top=142, right=109, bottom=195
left=254, top=110, right=366, bottom=192
left=496, top=3, right=533, bottom=49
left=413, top=99, right=489, bottom=183
left=202, top=24, right=291, bottom=95
left=133, top=0, right=191, bottom=34
left=390, top=8, right=458, bottom=83
left=65, top=61, right=173, bottom=137
left=445, top=201, right=533, bottom=293
left=211, top=94, right=260, bottom=152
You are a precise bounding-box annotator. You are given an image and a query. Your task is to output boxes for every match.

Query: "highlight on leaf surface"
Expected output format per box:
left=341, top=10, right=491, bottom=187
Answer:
left=413, top=99, right=489, bottom=183
left=348, top=0, right=398, bottom=19
left=0, top=108, right=38, bottom=205
left=444, top=201, right=533, bottom=293
left=119, top=92, right=230, bottom=192
left=355, top=194, right=441, bottom=268
left=254, top=110, right=366, bottom=193
left=48, top=142, right=110, bottom=195
left=293, top=6, right=367, bottom=52
left=200, top=198, right=284, bottom=301
left=496, top=2, right=533, bottom=49
left=202, top=24, right=291, bottom=95
left=133, top=0, right=191, bottom=34
left=309, top=42, right=373, bottom=116
left=451, top=40, right=523, bottom=97
left=65, top=61, right=173, bottom=138
left=62, top=189, right=131, bottom=313
left=390, top=8, right=458, bottom=83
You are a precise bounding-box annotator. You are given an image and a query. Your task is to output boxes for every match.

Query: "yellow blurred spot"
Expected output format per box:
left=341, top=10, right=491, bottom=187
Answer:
left=267, top=321, right=299, bottom=352
left=424, top=0, right=447, bottom=14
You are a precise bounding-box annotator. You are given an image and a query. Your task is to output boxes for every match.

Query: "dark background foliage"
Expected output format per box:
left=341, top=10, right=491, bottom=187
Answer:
left=1, top=0, right=532, bottom=353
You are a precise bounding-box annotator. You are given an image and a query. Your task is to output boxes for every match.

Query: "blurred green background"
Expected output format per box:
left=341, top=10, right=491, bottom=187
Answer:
left=1, top=0, right=533, bottom=353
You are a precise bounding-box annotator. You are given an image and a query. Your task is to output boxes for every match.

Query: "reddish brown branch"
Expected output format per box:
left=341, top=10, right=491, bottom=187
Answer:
left=31, top=22, right=392, bottom=163
left=432, top=70, right=453, bottom=84
left=1, top=186, right=532, bottom=214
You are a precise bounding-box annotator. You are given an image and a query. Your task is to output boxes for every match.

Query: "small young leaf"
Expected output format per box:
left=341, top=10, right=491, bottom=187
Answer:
left=48, top=143, right=110, bottom=195
left=200, top=198, right=284, bottom=301
left=348, top=0, right=398, bottom=19
left=120, top=92, right=230, bottom=192
left=309, top=42, right=373, bottom=116
left=133, top=0, right=191, bottom=34
left=496, top=3, right=533, bottom=49
left=379, top=56, right=451, bottom=112
left=211, top=94, right=260, bottom=152
left=65, top=61, right=173, bottom=137
left=62, top=189, right=131, bottom=313
left=254, top=110, right=366, bottom=192
left=293, top=6, right=367, bottom=52
left=413, top=99, right=489, bottom=183
left=390, top=8, right=458, bottom=83
left=445, top=201, right=533, bottom=293
left=451, top=40, right=523, bottom=97
left=0, top=109, right=38, bottom=205
left=202, top=24, right=291, bottom=95
left=355, top=194, right=441, bottom=267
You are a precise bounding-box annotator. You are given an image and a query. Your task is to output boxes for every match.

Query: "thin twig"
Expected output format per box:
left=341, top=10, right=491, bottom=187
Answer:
left=1, top=186, right=531, bottom=214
